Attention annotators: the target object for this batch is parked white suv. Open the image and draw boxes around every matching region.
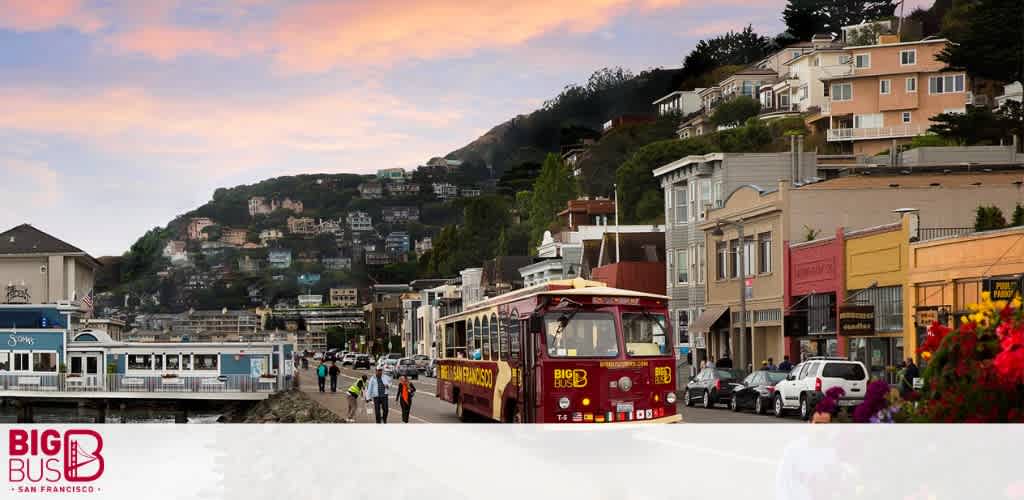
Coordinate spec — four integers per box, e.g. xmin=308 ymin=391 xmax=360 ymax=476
xmin=772 ymin=357 xmax=869 ymax=420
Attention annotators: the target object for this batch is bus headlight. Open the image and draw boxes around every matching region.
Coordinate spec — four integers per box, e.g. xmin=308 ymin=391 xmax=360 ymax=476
xmin=618 ymin=376 xmax=633 ymax=392
xmin=558 ymin=397 xmax=571 ymax=410
xmin=666 ymin=392 xmax=677 ymax=404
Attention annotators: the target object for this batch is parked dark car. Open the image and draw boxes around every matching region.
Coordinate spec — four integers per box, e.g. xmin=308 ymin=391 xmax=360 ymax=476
xmin=729 ymin=370 xmax=789 ymax=414
xmin=354 ymin=355 xmax=372 ymax=370
xmin=684 ymin=368 xmax=741 ymax=409
xmin=394 ymin=358 xmax=420 ymax=379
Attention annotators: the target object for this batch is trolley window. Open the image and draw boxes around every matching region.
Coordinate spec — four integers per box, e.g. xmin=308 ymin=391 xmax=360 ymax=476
xmin=622 ymin=312 xmax=671 ymax=356
xmin=544 ymin=312 xmax=618 ymax=358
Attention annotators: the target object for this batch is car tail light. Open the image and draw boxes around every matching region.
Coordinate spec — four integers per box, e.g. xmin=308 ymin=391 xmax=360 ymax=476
xmin=715 ymin=379 xmax=721 ymax=391
xmin=815 ymin=377 xmax=822 ymax=392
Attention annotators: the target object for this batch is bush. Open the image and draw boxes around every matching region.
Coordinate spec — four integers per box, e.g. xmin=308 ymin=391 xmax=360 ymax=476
xmin=710 ymin=96 xmax=761 ymax=127
xmin=975 ymin=205 xmax=1007 ymax=231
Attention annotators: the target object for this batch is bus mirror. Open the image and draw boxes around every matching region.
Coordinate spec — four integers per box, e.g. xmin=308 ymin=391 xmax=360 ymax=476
xmin=529 ymin=314 xmax=544 ymax=334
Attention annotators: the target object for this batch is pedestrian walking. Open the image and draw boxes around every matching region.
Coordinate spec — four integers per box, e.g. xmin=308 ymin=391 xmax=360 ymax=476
xmin=366 ymin=367 xmax=392 ymax=424
xmin=346 ymin=375 xmax=368 ymax=422
xmin=767 ymin=357 xmax=777 ymax=370
xmin=778 ymin=355 xmax=793 ymax=372
xmin=316 ymin=362 xmax=327 ymax=393
xmin=396 ymin=375 xmax=417 ymax=423
xmin=329 ymin=361 xmax=341 ymax=393
xmin=901 ymin=358 xmax=920 ymax=394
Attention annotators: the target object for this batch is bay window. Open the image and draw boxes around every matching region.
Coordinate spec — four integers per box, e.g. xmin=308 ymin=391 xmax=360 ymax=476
xmin=929 ymin=74 xmax=965 ymax=94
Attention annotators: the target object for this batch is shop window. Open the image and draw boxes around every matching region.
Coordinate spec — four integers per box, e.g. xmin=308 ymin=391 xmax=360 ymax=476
xmin=677 ymin=310 xmax=689 ymax=344
xmin=0 ymin=352 xmax=9 ymax=371
xmin=154 ymin=354 xmax=164 ymax=371
xmin=194 ymin=354 xmax=218 ymax=371
xmin=851 ymin=286 xmax=903 ymax=332
xmin=166 ymin=354 xmax=180 ymax=370
xmin=128 ymin=354 xmax=152 ymax=370
xmin=33 ymin=352 xmax=57 ymax=372
xmin=13 ymin=353 xmax=29 ymax=371
xmin=807 ymin=294 xmax=836 ymax=334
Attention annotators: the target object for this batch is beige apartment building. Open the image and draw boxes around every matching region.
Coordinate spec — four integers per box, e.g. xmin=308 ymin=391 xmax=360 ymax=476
xmin=692 ymin=171 xmax=1024 ymax=370
xmin=824 ymin=38 xmax=969 ymax=155
xmin=0 ymin=224 xmax=99 ymax=305
xmin=330 ymin=288 xmax=359 ymax=307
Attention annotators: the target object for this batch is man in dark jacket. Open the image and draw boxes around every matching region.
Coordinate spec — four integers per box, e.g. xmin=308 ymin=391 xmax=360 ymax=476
xmin=396 ymin=376 xmax=417 ymax=423
xmin=902 ymin=358 xmax=920 ymax=394
xmin=778 ymin=355 xmax=794 ymax=372
xmin=329 ymin=362 xmax=341 ymax=392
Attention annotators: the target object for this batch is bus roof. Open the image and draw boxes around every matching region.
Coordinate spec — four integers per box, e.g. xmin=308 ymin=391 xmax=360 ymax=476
xmin=439 ymin=278 xmax=669 ymax=322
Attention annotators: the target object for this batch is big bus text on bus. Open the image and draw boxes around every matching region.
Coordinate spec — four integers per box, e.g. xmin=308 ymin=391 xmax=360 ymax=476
xmin=434 ymin=279 xmax=681 ymax=423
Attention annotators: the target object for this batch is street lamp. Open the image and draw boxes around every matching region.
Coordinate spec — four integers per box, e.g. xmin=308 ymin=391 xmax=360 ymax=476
xmin=712 ymin=218 xmax=747 ymax=369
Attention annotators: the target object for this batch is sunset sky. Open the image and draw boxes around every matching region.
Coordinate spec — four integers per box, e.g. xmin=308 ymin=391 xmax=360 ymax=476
xmin=0 ymin=0 xmax=931 ymax=256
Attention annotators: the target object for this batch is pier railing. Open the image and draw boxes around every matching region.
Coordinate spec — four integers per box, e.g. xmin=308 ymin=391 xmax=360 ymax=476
xmin=0 ymin=374 xmax=288 ymax=395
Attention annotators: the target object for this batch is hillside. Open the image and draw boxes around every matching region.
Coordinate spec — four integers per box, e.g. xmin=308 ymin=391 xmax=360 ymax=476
xmin=446 ymin=67 xmax=686 ymax=174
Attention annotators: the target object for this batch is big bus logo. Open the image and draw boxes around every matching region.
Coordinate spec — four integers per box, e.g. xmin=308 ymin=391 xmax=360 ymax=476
xmin=654 ymin=367 xmax=673 ymax=385
xmin=554 ymin=369 xmax=588 ymax=388
xmin=8 ymin=429 xmax=105 ymax=484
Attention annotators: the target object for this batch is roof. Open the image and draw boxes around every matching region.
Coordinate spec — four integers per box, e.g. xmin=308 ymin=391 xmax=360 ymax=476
xmin=0 ymin=224 xmax=99 ymax=265
xmin=795 ymin=171 xmax=1024 ymax=190
xmin=652 ymin=91 xmax=686 ymax=105
xmin=842 ymin=37 xmax=951 ymax=50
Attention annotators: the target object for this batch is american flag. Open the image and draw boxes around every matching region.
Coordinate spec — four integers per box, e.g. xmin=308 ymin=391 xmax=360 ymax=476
xmin=81 ymin=289 xmax=94 ymax=311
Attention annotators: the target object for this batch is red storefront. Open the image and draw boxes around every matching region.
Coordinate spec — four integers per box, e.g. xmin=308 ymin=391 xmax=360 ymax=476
xmin=784 ymin=228 xmax=846 ymax=360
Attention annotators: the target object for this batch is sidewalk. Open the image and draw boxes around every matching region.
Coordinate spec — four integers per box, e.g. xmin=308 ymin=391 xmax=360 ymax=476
xmin=298 ymin=367 xmax=423 ymax=424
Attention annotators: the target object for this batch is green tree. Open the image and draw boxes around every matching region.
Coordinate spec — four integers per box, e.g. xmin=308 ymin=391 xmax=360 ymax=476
xmin=782 ymin=0 xmax=829 ymax=41
xmin=1012 ymin=204 xmax=1024 ymax=227
xmin=928 ymin=107 xmax=1012 ymax=145
xmin=975 ymin=205 xmax=1008 ymax=231
xmin=615 ymin=137 xmax=716 ymax=223
xmin=938 ymin=0 xmax=1024 ymax=84
xmin=683 ymin=25 xmax=773 ymax=76
xmin=528 ymin=154 xmax=577 ymax=245
xmin=710 ymin=96 xmax=762 ymax=127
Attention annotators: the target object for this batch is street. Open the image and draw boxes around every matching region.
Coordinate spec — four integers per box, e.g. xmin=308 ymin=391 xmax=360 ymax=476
xmin=301 ymin=363 xmax=796 ymax=424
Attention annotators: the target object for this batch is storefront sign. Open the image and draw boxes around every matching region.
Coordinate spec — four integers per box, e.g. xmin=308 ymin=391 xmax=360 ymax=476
xmin=916 ymin=309 xmax=939 ymax=325
xmin=985 ymin=277 xmax=1022 ymax=302
xmin=838 ymin=305 xmax=875 ymax=336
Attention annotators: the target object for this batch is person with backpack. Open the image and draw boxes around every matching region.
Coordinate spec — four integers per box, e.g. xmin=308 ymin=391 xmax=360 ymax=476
xmin=316 ymin=362 xmax=328 ymax=393
xmin=396 ymin=375 xmax=417 ymax=424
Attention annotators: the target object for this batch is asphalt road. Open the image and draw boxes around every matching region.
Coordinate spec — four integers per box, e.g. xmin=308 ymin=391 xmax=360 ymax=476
xmin=304 ymin=364 xmax=795 ymax=424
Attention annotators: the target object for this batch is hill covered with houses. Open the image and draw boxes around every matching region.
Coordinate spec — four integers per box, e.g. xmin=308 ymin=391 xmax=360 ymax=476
xmin=97 ymin=159 xmax=491 ymax=314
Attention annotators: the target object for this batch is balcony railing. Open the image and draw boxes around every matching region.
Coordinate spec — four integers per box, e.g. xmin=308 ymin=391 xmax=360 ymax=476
xmin=827 ymin=124 xmax=930 ymax=142
xmin=0 ymin=374 xmax=285 ymax=395
xmin=917 ymin=227 xmax=974 ymax=242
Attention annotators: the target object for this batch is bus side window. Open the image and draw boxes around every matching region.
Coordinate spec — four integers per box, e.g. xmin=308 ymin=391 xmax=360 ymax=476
xmin=490 ymin=313 xmax=499 ymax=361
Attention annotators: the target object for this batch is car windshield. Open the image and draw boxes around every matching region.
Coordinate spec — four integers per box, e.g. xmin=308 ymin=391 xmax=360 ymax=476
xmin=621 ymin=312 xmax=671 ymax=357
xmin=764 ymin=371 xmax=788 ymax=384
xmin=545 ymin=312 xmax=618 ymax=358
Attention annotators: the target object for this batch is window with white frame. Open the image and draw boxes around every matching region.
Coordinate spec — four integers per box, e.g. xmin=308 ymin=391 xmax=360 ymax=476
xmin=194 ymin=354 xmax=219 ymax=371
xmin=813 ymin=56 xmax=820 ymax=67
xmin=128 ymin=354 xmax=152 ymax=370
xmin=713 ymin=182 xmax=723 ymax=207
xmin=676 ymin=249 xmax=689 ymax=284
xmin=854 ymin=53 xmax=870 ymax=69
xmin=831 ymin=83 xmax=852 ymax=101
xmin=854 ymin=113 xmax=883 ymax=129
xmin=880 ymin=79 xmax=891 ymax=95
xmin=33 ymin=352 xmax=57 ymax=372
xmin=743 ymin=237 xmax=755 ymax=278
xmin=730 ymin=240 xmax=740 ymax=278
xmin=690 ymin=246 xmax=698 ymax=285
xmin=758 ymin=232 xmax=772 ymax=274
xmin=839 ymin=54 xmax=852 ymax=65
xmin=699 ymin=179 xmax=712 ymax=218
xmin=697 ymin=243 xmax=706 ymax=284
xmin=899 ymin=49 xmax=916 ymax=66
xmin=906 ymin=77 xmax=917 ymax=93
xmin=902 ymin=112 xmax=912 ymax=123
xmin=929 ymin=74 xmax=965 ymax=94
xmin=674 ymin=185 xmax=688 ymax=223
xmin=799 ymin=85 xmax=808 ymax=100
xmin=689 ymin=183 xmax=698 ymax=221
xmin=13 ymin=353 xmax=29 ymax=371
xmin=716 ymin=242 xmax=728 ymax=280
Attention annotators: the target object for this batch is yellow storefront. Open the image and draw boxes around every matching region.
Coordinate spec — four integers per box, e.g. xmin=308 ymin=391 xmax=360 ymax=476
xmin=907 ymin=226 xmax=1024 ymax=356
xmin=843 ymin=216 xmax=913 ymax=382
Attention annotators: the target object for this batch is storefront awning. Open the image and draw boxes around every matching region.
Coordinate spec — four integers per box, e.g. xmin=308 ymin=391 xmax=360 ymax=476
xmin=690 ymin=305 xmax=730 ymax=334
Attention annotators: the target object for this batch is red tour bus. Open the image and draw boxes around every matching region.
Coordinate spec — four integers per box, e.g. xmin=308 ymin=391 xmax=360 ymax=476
xmin=435 ymin=278 xmax=681 ymax=423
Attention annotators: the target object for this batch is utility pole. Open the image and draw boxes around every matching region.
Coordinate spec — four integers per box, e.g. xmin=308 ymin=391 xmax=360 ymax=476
xmin=737 ymin=222 xmax=747 ymax=370
xmin=613 ymin=184 xmax=621 ymax=263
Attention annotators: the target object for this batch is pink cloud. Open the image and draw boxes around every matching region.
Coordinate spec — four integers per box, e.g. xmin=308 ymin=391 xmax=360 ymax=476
xmin=0 ymin=0 xmax=102 ymax=32
xmin=102 ymin=0 xmax=752 ymax=73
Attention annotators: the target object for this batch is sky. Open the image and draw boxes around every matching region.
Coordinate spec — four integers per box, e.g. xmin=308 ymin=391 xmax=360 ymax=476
xmin=0 ymin=0 xmax=932 ymax=257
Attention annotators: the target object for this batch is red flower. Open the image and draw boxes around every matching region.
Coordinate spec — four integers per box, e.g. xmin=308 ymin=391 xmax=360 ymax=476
xmin=918 ymin=321 xmax=952 ymax=355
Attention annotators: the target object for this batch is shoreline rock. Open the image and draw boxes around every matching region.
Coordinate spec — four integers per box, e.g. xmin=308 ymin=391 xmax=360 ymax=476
xmin=219 ymin=390 xmax=345 ymax=423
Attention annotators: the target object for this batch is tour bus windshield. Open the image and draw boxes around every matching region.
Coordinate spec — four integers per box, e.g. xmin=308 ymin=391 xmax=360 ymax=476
xmin=545 ymin=312 xmax=618 ymax=358
xmin=622 ymin=312 xmax=671 ymax=357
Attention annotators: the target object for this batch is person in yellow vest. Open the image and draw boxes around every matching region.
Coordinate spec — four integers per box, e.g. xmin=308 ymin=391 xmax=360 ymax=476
xmin=345 ymin=375 xmax=368 ymax=423
xmin=396 ymin=375 xmax=417 ymax=423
